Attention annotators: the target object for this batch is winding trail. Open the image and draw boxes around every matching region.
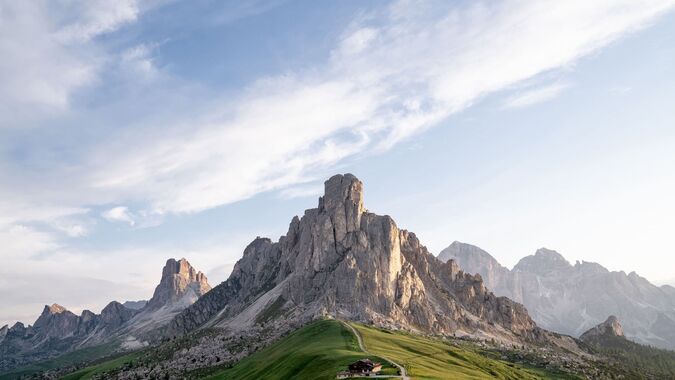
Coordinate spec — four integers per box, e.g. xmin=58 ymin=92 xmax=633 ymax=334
xmin=340 ymin=320 xmax=411 ymax=380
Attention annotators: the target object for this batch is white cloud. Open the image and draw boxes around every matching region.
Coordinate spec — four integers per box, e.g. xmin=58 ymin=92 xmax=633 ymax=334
xmin=102 ymin=206 xmax=136 ymax=226
xmin=0 ymin=225 xmax=60 ymax=256
xmin=120 ymin=43 xmax=160 ymax=80
xmin=0 ymin=0 xmax=140 ymax=122
xmin=278 ymin=183 xmax=324 ymax=200
xmin=502 ymin=82 xmax=571 ymax=109
xmin=88 ymin=0 xmax=675 ymax=215
xmin=54 ymin=0 xmax=139 ymax=44
xmin=339 ymin=27 xmax=379 ymax=56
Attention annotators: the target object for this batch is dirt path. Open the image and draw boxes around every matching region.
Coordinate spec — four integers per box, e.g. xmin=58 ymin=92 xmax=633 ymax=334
xmin=340 ymin=320 xmax=410 ymax=380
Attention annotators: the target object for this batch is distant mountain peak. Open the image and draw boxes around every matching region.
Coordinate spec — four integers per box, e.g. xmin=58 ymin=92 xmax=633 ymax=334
xmin=580 ymin=315 xmax=625 ymax=342
xmin=454 ymin=244 xmax=675 ymax=350
xmin=35 ymin=303 xmax=75 ymax=324
xmin=44 ymin=303 xmax=67 ymax=315
xmin=146 ymin=257 xmax=211 ymax=310
xmin=513 ymin=248 xmax=571 ymax=274
xmin=534 ymin=247 xmax=567 ymax=261
xmin=438 ymin=241 xmax=500 ymax=265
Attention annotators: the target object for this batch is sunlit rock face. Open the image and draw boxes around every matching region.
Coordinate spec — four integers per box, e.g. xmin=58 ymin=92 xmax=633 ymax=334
xmin=439 ymin=241 xmax=675 ymax=350
xmin=146 ymin=258 xmax=211 ymax=311
xmin=168 ymin=174 xmax=556 ymax=348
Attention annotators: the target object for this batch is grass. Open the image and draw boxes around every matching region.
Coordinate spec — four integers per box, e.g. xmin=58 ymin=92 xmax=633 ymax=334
xmin=351 ymin=323 xmax=582 ymax=380
xmin=19 ymin=319 xmax=585 ymax=379
xmin=200 ymin=319 xmax=394 ymax=379
xmin=59 ymin=352 xmax=142 ymax=380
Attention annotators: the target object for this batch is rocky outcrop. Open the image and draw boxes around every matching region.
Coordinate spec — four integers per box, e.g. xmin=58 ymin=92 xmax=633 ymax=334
xmin=32 ymin=304 xmax=80 ymax=339
xmin=439 ymin=242 xmax=675 ymax=350
xmin=146 ymin=259 xmax=211 ymax=310
xmin=580 ymin=316 xmax=624 ymax=342
xmin=167 ymin=174 xmax=563 ymax=348
xmin=100 ymin=302 xmax=138 ymax=330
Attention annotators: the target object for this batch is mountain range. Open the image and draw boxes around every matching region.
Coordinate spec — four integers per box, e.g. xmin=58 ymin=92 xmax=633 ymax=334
xmin=0 ymin=258 xmax=210 ymax=372
xmin=438 ymin=241 xmax=675 ymax=349
xmin=164 ymin=174 xmax=576 ymax=347
xmin=1 ymin=173 xmax=673 ymax=379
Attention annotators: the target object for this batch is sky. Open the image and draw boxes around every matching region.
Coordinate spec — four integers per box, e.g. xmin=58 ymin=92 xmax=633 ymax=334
xmin=1 ymin=0 xmax=675 ymax=327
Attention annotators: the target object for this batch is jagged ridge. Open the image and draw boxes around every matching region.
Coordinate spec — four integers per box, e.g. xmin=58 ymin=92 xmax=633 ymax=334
xmin=167 ymin=174 xmax=560 ymax=347
xmin=439 ymin=241 xmax=675 ymax=349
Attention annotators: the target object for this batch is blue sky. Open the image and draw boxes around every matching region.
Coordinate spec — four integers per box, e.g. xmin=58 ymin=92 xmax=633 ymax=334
xmin=1 ymin=0 xmax=675 ymax=326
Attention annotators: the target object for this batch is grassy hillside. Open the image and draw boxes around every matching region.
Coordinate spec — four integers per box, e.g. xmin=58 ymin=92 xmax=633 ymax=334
xmin=202 ymin=320 xmax=579 ymax=380
xmin=352 ymin=323 xmax=580 ymax=380
xmin=197 ymin=319 xmax=395 ymax=379
xmin=49 ymin=319 xmax=585 ymax=379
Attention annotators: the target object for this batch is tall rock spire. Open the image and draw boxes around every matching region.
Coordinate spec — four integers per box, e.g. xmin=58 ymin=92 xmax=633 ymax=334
xmin=318 ymin=173 xmax=365 ymax=241
xmin=146 ymin=258 xmax=211 ymax=310
xmin=169 ymin=173 xmax=551 ymax=348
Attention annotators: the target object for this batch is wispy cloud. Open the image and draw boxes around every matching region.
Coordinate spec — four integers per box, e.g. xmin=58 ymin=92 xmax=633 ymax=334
xmin=502 ymin=82 xmax=571 ymax=109
xmin=87 ymin=0 xmax=675 ymax=214
xmin=102 ymin=206 xmax=136 ymax=226
xmin=278 ymin=183 xmax=324 ymax=200
xmin=0 ymin=0 xmax=672 ymax=234
xmin=0 ymin=0 xmax=142 ymax=121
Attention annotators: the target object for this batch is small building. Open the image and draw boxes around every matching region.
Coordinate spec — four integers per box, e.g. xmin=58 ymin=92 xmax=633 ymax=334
xmin=337 ymin=359 xmax=382 ymax=378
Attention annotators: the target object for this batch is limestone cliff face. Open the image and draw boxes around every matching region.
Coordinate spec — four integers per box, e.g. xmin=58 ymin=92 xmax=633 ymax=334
xmin=146 ymin=258 xmax=211 ymax=310
xmin=168 ymin=174 xmax=545 ymax=344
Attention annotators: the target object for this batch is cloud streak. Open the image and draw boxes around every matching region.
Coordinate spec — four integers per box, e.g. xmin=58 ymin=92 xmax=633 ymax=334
xmin=502 ymin=82 xmax=571 ymax=109
xmin=87 ymin=0 xmax=675 ymax=215
xmin=0 ymin=0 xmax=141 ymax=119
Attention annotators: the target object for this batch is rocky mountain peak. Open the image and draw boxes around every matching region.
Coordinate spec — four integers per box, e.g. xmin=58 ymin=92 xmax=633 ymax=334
xmin=33 ymin=304 xmax=79 ymax=339
xmin=100 ymin=301 xmax=138 ymax=329
xmin=168 ymin=174 xmax=551 ymax=346
xmin=35 ymin=304 xmax=75 ymax=324
xmin=438 ymin=241 xmax=501 ymax=267
xmin=580 ymin=315 xmax=625 ymax=342
xmin=317 ymin=173 xmax=365 ymax=238
xmin=146 ymin=258 xmax=211 ymax=310
xmin=513 ymin=248 xmax=571 ymax=274
xmin=9 ymin=322 xmax=25 ymax=332
xmin=44 ymin=304 xmax=67 ymax=315
xmin=319 ymin=173 xmax=364 ymax=211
